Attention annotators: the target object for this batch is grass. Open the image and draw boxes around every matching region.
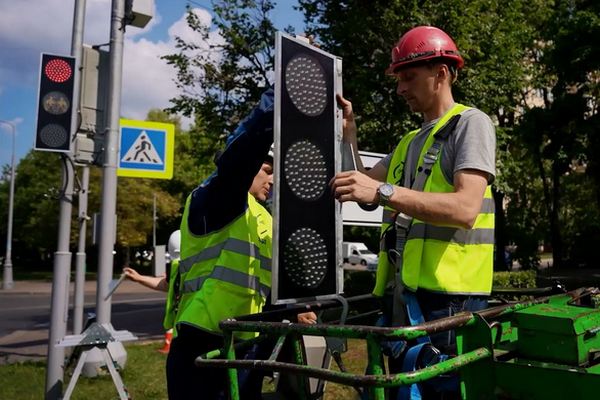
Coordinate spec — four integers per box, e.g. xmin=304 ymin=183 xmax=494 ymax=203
xmin=0 ymin=339 xmax=368 ymax=400
xmin=0 ymin=342 xmax=167 ymax=400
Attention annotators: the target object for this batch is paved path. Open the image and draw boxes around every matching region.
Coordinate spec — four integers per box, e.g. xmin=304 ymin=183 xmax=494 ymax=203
xmin=0 ymin=279 xmax=166 ymax=365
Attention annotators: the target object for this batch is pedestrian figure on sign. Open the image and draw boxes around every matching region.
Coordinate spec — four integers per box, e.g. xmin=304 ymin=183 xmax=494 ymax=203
xmin=133 ymin=135 xmax=158 ymax=163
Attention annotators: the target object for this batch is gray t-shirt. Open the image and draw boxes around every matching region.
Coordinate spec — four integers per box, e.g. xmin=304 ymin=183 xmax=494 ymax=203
xmin=379 ymin=108 xmax=496 ymax=187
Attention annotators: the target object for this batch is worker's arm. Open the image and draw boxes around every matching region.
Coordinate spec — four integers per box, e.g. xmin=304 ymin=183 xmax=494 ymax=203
xmin=123 ymin=267 xmax=168 ymax=292
xmin=337 ymin=94 xmax=388 ymax=181
xmin=331 ymin=169 xmax=489 ymax=229
xmin=188 ymin=89 xmax=274 ymax=235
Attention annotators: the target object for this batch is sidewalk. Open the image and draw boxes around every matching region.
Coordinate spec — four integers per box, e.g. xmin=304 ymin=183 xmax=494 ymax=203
xmin=3 ymin=278 xmax=158 ymax=295
xmin=0 ymin=279 xmax=163 ymax=365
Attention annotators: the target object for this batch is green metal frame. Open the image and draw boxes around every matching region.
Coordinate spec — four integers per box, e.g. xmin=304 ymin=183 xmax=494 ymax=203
xmin=193 ymin=288 xmax=600 ymax=399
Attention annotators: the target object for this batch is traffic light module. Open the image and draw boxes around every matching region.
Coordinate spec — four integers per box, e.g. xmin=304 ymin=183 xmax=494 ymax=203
xmin=35 ymin=53 xmax=76 ymax=153
xmin=272 ymin=33 xmax=343 ymax=304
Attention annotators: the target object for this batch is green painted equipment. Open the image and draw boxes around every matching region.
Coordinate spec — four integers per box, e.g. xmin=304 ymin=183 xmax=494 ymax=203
xmin=194 ymin=287 xmax=600 ymax=399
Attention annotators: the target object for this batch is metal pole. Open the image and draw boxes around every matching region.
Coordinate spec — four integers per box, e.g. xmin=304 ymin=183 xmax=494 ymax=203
xmin=0 ymin=120 xmax=15 ymax=290
xmin=73 ymin=166 xmax=89 ymax=334
xmin=152 ymin=193 xmax=156 ymax=247
xmin=95 ymin=0 xmax=125 ymax=324
xmin=45 ymin=1 xmax=85 ymax=398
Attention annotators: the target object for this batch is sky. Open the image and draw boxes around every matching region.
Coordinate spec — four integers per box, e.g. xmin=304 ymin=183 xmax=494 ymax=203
xmin=0 ymin=0 xmax=305 ymax=171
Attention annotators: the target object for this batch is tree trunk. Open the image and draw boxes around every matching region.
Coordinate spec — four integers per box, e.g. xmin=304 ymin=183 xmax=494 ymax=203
xmin=550 ymin=164 xmax=563 ymax=268
xmin=493 ymin=188 xmax=509 ymax=270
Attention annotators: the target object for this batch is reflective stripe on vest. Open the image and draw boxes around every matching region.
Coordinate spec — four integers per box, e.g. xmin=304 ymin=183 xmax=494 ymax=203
xmin=382 ymin=198 xmax=495 ymax=224
xmin=373 ymin=103 xmax=495 ymax=296
xmin=181 ymin=265 xmax=270 ymax=298
xmin=407 ymin=225 xmax=494 ymax=244
xmin=179 ymin=237 xmax=272 ymax=274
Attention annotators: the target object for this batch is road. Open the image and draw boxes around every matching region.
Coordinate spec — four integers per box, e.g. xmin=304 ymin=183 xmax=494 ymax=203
xmin=0 ymin=280 xmax=166 ymax=364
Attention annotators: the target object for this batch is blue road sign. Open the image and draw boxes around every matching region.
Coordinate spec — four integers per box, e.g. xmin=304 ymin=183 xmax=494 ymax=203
xmin=117 ymin=119 xmax=174 ymax=179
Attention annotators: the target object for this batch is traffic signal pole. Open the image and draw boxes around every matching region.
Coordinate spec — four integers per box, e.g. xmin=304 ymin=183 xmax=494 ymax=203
xmin=73 ymin=165 xmax=89 ymax=335
xmin=44 ymin=1 xmax=86 ymax=398
xmin=95 ymin=0 xmax=125 ymax=325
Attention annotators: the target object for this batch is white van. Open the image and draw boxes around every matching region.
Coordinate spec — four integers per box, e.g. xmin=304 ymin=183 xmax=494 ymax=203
xmin=342 ymin=242 xmax=378 ymax=270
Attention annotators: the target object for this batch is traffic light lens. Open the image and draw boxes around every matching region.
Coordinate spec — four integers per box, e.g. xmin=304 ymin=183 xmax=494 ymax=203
xmin=283 ymin=227 xmax=328 ymax=289
xmin=285 ymin=54 xmax=327 ymax=117
xmin=42 ymin=91 xmax=70 ymax=115
xmin=284 ymin=140 xmax=328 ymax=201
xmin=45 ymin=58 xmax=73 ymax=83
xmin=39 ymin=124 xmax=69 ymax=148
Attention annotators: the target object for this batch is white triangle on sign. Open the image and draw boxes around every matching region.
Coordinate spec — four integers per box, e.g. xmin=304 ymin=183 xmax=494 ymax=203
xmin=121 ymin=130 xmax=164 ymax=165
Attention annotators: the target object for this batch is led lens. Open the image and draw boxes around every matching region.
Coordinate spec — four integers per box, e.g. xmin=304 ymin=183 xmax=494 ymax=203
xmin=42 ymin=91 xmax=70 ymax=115
xmin=283 ymin=227 xmax=328 ymax=289
xmin=45 ymin=58 xmax=72 ymax=83
xmin=285 ymin=54 xmax=327 ymax=117
xmin=39 ymin=124 xmax=68 ymax=148
xmin=284 ymin=140 xmax=328 ymax=201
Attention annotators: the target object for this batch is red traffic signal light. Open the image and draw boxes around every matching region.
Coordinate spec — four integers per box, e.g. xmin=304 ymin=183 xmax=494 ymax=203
xmin=44 ymin=58 xmax=73 ymax=83
xmin=34 ymin=53 xmax=76 ymax=153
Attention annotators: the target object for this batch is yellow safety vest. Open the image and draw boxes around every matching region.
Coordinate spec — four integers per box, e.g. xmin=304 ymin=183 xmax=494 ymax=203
xmin=175 ymin=193 xmax=272 ymax=340
xmin=163 ymin=258 xmax=179 ymax=331
xmin=373 ymin=104 xmax=495 ymax=296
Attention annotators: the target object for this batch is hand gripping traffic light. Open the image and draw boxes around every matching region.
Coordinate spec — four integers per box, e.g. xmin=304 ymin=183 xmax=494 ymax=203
xmin=34 ymin=53 xmax=76 ymax=153
xmin=272 ymin=33 xmax=343 ymax=304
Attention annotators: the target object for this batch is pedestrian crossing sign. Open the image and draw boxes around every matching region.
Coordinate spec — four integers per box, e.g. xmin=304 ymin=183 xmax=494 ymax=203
xmin=117 ymin=119 xmax=175 ymax=179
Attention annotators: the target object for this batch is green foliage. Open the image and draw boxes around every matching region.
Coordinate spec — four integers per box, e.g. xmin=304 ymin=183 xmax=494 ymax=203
xmin=343 ymin=270 xmax=375 ymax=297
xmin=343 ymin=226 xmax=380 ymax=254
xmin=0 ymin=151 xmax=62 ymax=267
xmin=162 ymin=0 xmax=277 ymax=139
xmin=512 ymin=0 xmax=600 ymax=266
xmin=493 ymin=270 xmax=537 ymax=289
xmin=343 ymin=270 xmax=538 ymax=296
xmin=297 ymin=0 xmax=549 ymax=150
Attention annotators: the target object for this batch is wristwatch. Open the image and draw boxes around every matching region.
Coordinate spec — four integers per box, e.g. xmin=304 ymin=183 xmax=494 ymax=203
xmin=377 ymin=183 xmax=394 ymax=206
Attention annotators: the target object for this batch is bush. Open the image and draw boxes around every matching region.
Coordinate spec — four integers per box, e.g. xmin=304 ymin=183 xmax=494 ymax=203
xmin=493 ymin=270 xmax=537 ymax=289
xmin=344 ymin=270 xmax=538 ymax=293
xmin=343 ymin=270 xmax=376 ymax=297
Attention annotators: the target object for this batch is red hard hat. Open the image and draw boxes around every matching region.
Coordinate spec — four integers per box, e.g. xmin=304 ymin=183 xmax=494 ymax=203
xmin=386 ymin=26 xmax=464 ymax=75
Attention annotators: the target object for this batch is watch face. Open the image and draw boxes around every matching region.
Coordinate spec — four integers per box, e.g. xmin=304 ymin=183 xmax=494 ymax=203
xmin=380 ymin=183 xmax=394 ymax=197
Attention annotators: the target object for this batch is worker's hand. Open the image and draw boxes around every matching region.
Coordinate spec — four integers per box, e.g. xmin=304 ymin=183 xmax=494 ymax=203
xmin=297 ymin=311 xmax=318 ymax=324
xmin=123 ymin=267 xmax=142 ymax=283
xmin=330 ymin=170 xmax=381 ymax=204
xmin=307 ymin=34 xmax=320 ymax=48
xmin=336 ymin=94 xmax=358 ymax=142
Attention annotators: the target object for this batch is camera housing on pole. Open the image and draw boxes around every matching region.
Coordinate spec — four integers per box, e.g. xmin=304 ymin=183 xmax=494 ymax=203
xmin=74 ymin=45 xmax=110 ymax=165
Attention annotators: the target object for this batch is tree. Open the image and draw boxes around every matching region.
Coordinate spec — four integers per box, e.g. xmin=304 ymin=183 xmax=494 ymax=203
xmin=514 ymin=0 xmax=600 ymax=267
xmin=0 ymin=151 xmax=62 ymax=268
xmin=163 ymin=0 xmax=278 ymax=141
xmin=297 ymin=0 xmax=549 ymax=148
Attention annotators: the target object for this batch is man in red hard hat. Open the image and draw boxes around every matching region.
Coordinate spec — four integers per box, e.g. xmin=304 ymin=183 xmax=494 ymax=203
xmin=332 ymin=26 xmax=496 ymax=398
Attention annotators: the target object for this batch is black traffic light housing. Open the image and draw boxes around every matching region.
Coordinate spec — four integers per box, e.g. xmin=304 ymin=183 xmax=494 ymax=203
xmin=34 ymin=53 xmax=76 ymax=153
xmin=272 ymin=33 xmax=343 ymax=304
